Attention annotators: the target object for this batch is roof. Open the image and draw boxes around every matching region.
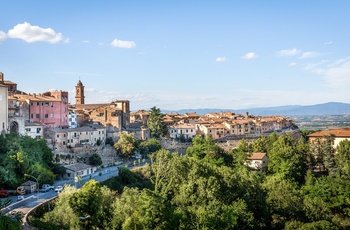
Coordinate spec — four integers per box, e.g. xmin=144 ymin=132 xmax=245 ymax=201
xmin=21 ymin=180 xmax=37 ymax=186
xmin=64 ymin=163 xmax=93 ymax=172
xmin=308 ymin=128 xmax=350 ymax=138
xmin=247 ymin=152 xmax=267 ymax=160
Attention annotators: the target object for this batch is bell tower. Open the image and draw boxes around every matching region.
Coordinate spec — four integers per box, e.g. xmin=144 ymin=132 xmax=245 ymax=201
xmin=75 ymin=80 xmax=85 ymax=104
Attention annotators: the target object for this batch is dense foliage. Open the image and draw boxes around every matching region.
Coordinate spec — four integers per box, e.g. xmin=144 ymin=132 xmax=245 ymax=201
xmin=0 ymin=133 xmax=58 ymax=188
xmin=114 ymin=132 xmax=138 ymax=159
xmin=147 ymin=106 xmax=167 ymax=138
xmin=31 ymin=132 xmax=350 ymax=229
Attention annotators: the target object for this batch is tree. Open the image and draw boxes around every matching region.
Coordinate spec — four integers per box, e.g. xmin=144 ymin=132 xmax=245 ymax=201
xmin=263 ymin=175 xmax=304 ymax=229
xmin=88 ymin=153 xmax=102 ymax=167
xmin=322 ymin=135 xmax=336 ymax=177
xmin=336 ymin=139 xmax=350 ymax=179
xmin=147 ymin=106 xmax=167 ymax=138
xmin=114 ymin=132 xmax=137 ymax=159
xmin=42 ymin=185 xmax=80 ymax=229
xmin=139 ymin=138 xmax=162 ymax=158
xmin=69 ymin=180 xmax=102 ymax=229
xmin=186 ymin=135 xmax=228 ymax=166
xmin=268 ymin=134 xmax=307 ymax=183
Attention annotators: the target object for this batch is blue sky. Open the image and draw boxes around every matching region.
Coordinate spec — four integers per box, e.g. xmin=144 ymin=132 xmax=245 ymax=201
xmin=1 ymin=1 xmax=350 ymax=111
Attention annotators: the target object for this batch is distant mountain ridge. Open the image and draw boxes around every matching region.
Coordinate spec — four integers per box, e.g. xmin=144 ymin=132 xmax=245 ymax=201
xmin=162 ymin=102 xmax=350 ymax=116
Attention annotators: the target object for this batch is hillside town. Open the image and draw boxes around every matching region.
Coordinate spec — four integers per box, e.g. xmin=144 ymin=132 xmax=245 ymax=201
xmin=0 ymin=72 xmax=297 ymax=158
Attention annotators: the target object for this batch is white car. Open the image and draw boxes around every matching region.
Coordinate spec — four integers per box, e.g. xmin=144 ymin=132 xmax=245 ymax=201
xmin=54 ymin=186 xmax=63 ymax=192
xmin=17 ymin=195 xmax=24 ymax=201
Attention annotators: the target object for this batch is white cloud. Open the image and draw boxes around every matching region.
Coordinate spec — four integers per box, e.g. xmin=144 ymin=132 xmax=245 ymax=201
xmin=82 ymin=40 xmax=89 ymax=43
xmin=277 ymin=48 xmax=301 ymax=57
xmin=98 ymin=42 xmax=104 ymax=46
xmin=324 ymin=41 xmax=333 ymax=45
xmin=216 ymin=57 xmax=227 ymax=62
xmin=288 ymin=62 xmax=297 ymax=67
xmin=242 ymin=52 xmax=257 ymax=60
xmin=111 ymin=39 xmax=136 ymax=48
xmin=0 ymin=31 xmax=7 ymax=43
xmin=7 ymin=22 xmax=65 ymax=43
xmin=305 ymin=57 xmax=350 ymax=91
xmin=325 ymin=59 xmax=350 ymax=89
xmin=300 ymin=51 xmax=320 ymax=59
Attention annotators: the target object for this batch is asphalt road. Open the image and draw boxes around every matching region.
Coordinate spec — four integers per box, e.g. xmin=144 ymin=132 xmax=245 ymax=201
xmin=1 ymin=165 xmax=120 ymax=216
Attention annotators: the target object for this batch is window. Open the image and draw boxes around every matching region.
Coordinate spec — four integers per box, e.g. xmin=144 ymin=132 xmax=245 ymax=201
xmin=37 ymin=102 xmax=40 ymax=106
xmin=45 ymin=102 xmax=49 ymax=106
xmin=45 ymin=114 xmax=48 ymax=118
xmin=25 ymin=128 xmax=31 ymax=132
xmin=50 ymin=102 xmax=53 ymax=107
xmin=36 ymin=128 xmax=41 ymax=134
xmin=51 ymin=113 xmax=54 ymax=118
xmin=36 ymin=114 xmax=40 ymax=118
xmin=31 ymin=114 xmax=33 ymax=118
xmin=57 ymin=134 xmax=60 ymax=138
xmin=64 ymin=134 xmax=66 ymax=137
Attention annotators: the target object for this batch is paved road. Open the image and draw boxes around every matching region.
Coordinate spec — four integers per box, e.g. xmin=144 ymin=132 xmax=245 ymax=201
xmin=1 ymin=165 xmax=120 ymax=216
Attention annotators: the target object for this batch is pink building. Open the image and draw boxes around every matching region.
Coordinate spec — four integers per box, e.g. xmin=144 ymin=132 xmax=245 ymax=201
xmin=15 ymin=90 xmax=69 ymax=128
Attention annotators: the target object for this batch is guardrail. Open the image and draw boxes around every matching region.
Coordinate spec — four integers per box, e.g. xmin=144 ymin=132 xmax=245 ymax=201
xmin=0 ymin=195 xmax=34 ymax=215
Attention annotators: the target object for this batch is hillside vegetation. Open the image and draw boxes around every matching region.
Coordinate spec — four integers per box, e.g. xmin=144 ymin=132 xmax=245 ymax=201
xmin=29 ymin=133 xmax=350 ymax=229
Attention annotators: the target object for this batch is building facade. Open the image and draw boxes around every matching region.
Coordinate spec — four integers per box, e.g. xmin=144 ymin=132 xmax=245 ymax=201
xmin=0 ymin=78 xmax=8 ymax=134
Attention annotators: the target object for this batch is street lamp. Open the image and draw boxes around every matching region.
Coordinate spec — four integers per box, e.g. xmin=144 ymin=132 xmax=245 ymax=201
xmin=24 ymin=174 xmax=39 ymax=203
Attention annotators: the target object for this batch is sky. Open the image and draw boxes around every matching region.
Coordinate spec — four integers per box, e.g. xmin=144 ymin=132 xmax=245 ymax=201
xmin=1 ymin=1 xmax=350 ymax=111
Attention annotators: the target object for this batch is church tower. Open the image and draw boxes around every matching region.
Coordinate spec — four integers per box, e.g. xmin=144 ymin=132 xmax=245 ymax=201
xmin=75 ymin=80 xmax=85 ymax=104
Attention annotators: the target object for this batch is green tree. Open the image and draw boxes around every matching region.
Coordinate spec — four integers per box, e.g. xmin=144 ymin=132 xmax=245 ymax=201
xmin=322 ymin=135 xmax=336 ymax=177
xmin=263 ymin=175 xmax=304 ymax=229
xmin=41 ymin=185 xmax=80 ymax=229
xmin=88 ymin=153 xmax=102 ymax=167
xmin=186 ymin=135 xmax=228 ymax=166
xmin=336 ymin=139 xmax=350 ymax=179
xmin=268 ymin=134 xmax=307 ymax=183
xmin=114 ymin=132 xmax=138 ymax=159
xmin=29 ymin=162 xmax=56 ymax=185
xmin=147 ymin=106 xmax=167 ymax=138
xmin=69 ymin=180 xmax=102 ymax=229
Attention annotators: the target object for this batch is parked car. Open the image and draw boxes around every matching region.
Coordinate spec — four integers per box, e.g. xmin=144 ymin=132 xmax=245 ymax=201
xmin=39 ymin=187 xmax=50 ymax=193
xmin=42 ymin=184 xmax=55 ymax=190
xmin=0 ymin=189 xmax=9 ymax=198
xmin=55 ymin=186 xmax=63 ymax=192
xmin=17 ymin=195 xmax=24 ymax=201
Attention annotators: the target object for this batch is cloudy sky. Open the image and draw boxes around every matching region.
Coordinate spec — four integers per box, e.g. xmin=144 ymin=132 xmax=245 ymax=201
xmin=1 ymin=1 xmax=350 ymax=111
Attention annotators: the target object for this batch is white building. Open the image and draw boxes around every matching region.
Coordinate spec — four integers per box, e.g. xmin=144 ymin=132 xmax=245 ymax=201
xmin=63 ymin=163 xmax=96 ymax=179
xmin=246 ymin=152 xmax=268 ymax=170
xmin=68 ymin=110 xmax=78 ymax=128
xmin=0 ymin=79 xmax=8 ymax=135
xmin=24 ymin=121 xmax=44 ymax=139
xmin=169 ymin=123 xmax=196 ymax=140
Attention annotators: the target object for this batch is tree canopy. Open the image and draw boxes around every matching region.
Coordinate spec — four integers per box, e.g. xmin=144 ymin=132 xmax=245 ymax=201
xmin=147 ymin=106 xmax=167 ymax=138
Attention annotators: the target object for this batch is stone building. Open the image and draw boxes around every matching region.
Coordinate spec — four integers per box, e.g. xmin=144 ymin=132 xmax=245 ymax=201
xmin=0 ymin=74 xmax=8 ymax=134
xmin=71 ymin=80 xmax=130 ymax=131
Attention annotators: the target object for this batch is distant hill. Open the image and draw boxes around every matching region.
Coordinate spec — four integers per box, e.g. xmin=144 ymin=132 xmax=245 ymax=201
xmin=162 ymin=102 xmax=350 ymax=116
